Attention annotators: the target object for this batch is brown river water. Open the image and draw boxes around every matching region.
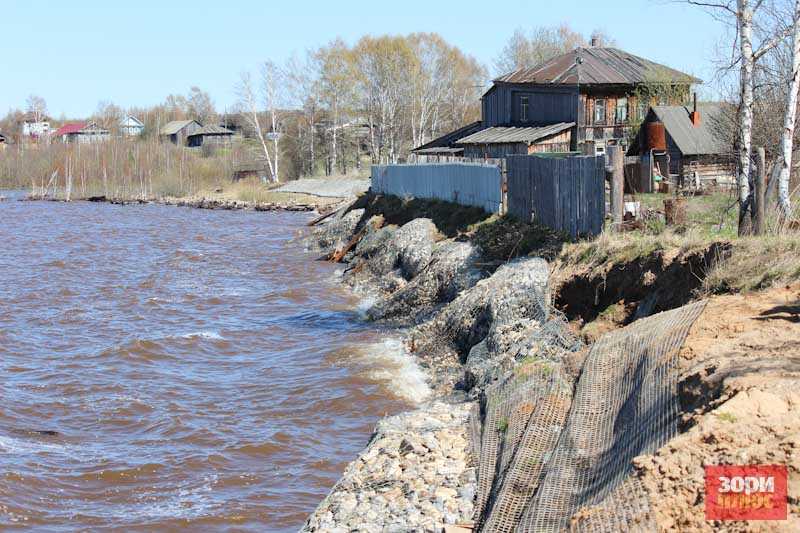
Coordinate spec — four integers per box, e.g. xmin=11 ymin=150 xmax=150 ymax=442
xmin=0 ymin=194 xmax=426 ymax=531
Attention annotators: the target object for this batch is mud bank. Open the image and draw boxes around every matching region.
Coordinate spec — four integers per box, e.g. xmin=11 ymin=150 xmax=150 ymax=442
xmin=301 ymin=195 xmax=799 ymax=532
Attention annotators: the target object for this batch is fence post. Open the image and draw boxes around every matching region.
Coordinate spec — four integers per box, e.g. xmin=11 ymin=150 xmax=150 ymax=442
xmin=754 ymin=147 xmax=766 ymax=235
xmin=606 ymin=146 xmax=624 ymax=229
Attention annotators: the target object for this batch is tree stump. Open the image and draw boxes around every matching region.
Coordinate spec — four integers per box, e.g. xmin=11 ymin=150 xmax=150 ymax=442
xmin=664 ymin=198 xmax=687 ymax=226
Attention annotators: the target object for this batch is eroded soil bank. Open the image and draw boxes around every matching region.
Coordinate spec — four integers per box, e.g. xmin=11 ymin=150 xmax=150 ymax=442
xmin=300 ymin=194 xmax=799 ymax=532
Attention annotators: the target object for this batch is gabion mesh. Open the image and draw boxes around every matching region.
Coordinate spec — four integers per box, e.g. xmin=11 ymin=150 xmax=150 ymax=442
xmin=569 ymin=476 xmax=655 ymax=532
xmin=516 ymin=301 xmax=706 ymax=532
xmin=470 ymin=301 xmax=706 ymax=533
xmin=469 ymin=401 xmax=483 ymax=465
xmin=480 ymin=363 xmax=574 ymax=533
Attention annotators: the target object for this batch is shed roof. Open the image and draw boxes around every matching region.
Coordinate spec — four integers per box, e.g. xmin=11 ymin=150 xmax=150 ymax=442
xmin=411 ymin=121 xmax=483 ymax=152
xmin=650 ymin=103 xmax=731 ymax=155
xmin=188 ymin=125 xmax=235 ymax=136
xmin=494 ymin=47 xmax=700 ymax=86
xmin=160 ymin=120 xmax=200 ymax=135
xmin=412 ymin=147 xmax=465 ymax=155
xmin=455 ymin=122 xmax=574 ymax=145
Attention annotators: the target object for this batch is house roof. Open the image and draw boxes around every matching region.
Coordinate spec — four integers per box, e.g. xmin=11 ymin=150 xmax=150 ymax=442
xmin=53 ymin=122 xmax=109 ymax=136
xmin=650 ymin=103 xmax=732 ymax=156
xmin=54 ymin=122 xmax=88 ymax=136
xmin=494 ymin=47 xmax=700 ymax=86
xmin=455 ymin=122 xmax=575 ymax=145
xmin=121 ymin=115 xmax=144 ymax=127
xmin=160 ymin=120 xmax=200 ymax=135
xmin=188 ymin=125 xmax=234 ymax=136
xmin=411 ymin=121 xmax=484 ymax=152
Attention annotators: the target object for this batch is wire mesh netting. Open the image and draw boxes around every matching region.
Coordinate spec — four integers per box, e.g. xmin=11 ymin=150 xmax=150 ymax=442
xmin=470 ymin=300 xmax=707 ymax=532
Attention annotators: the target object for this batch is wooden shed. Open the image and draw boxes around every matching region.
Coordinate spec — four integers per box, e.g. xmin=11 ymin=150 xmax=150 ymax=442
xmin=187 ymin=125 xmax=235 ymax=148
xmin=629 ymin=101 xmax=734 ymax=189
xmin=454 ymin=122 xmax=574 ymax=159
xmin=159 ymin=120 xmax=202 ymax=146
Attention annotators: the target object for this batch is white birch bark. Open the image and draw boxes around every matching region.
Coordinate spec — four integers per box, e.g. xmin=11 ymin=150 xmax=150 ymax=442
xmin=237 ymin=72 xmax=276 ymax=184
xmin=773 ymin=0 xmax=800 ymax=218
xmin=737 ymin=0 xmax=756 ymax=233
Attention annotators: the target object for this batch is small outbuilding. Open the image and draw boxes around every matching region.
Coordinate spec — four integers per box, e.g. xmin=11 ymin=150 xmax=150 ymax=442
xmin=454 ymin=122 xmax=575 ymax=159
xmin=629 ymin=100 xmax=734 ymax=189
xmin=53 ymin=122 xmax=110 ymax=144
xmin=159 ymin=120 xmax=202 ymax=146
xmin=187 ymin=125 xmax=235 ymax=148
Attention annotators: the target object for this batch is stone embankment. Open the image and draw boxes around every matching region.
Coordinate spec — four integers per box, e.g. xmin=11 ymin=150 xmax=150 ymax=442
xmin=301 ymin=204 xmax=571 ymax=531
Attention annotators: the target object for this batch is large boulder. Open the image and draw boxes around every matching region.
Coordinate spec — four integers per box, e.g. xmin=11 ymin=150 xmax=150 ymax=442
xmin=306 ymin=208 xmax=364 ymax=254
xmin=367 ymin=240 xmax=485 ymax=323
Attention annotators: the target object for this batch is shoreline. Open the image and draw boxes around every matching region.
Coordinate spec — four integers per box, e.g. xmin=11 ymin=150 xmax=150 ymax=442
xmin=299 ymin=194 xmax=800 ymax=532
xmin=19 ymin=193 xmax=329 ymax=213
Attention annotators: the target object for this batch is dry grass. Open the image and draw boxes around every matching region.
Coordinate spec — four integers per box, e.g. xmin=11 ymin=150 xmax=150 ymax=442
xmin=558 ymin=228 xmax=710 ymax=270
xmin=196 ymin=178 xmax=341 ymax=207
xmin=0 ymin=139 xmax=238 ymax=200
xmin=703 ymin=234 xmax=800 ymax=293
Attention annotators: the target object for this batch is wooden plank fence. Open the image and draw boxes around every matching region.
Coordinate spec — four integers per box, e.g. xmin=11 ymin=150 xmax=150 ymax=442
xmin=371 ymin=162 xmax=503 ymax=213
xmin=506 ymin=155 xmax=605 ymax=238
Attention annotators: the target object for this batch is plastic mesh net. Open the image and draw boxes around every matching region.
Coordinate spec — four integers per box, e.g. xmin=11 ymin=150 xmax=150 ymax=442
xmin=470 ymin=301 xmax=706 ymax=532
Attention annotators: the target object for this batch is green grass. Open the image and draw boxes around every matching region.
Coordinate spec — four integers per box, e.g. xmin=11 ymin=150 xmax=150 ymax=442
xmin=715 ymin=412 xmax=737 ymax=423
xmin=497 ymin=418 xmax=509 ymax=433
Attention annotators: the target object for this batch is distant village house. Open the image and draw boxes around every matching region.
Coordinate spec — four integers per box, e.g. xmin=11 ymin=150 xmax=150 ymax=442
xmin=53 ymin=121 xmax=110 ymax=143
xmin=21 ymin=119 xmax=51 ymax=139
xmin=159 ymin=120 xmax=201 ymax=145
xmin=187 ymin=125 xmax=235 ymax=147
xmin=120 ymin=115 xmax=144 ymax=136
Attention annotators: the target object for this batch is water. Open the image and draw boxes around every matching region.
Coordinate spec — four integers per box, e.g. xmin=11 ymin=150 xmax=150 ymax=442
xmin=0 ymin=196 xmax=417 ymax=531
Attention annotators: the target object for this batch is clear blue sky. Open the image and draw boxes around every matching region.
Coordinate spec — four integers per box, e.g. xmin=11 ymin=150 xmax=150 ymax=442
xmin=2 ymin=0 xmax=726 ymax=119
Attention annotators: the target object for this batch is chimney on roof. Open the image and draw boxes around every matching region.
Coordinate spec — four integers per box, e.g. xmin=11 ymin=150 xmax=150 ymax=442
xmin=689 ymin=93 xmax=701 ymax=126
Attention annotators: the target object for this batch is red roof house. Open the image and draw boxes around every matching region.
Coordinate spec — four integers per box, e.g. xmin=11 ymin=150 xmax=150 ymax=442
xmin=53 ymin=121 xmax=110 ymax=143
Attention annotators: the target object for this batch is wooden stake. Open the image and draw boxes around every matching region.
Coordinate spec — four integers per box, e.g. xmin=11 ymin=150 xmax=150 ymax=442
xmin=754 ymin=146 xmax=766 ymax=235
xmin=607 ymin=145 xmax=624 ymax=229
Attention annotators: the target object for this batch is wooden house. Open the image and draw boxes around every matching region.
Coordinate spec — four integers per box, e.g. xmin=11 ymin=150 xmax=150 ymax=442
xmin=187 ymin=125 xmax=235 ymax=147
xmin=414 ymin=44 xmax=698 ymax=157
xmin=120 ymin=115 xmax=144 ymax=136
xmin=53 ymin=122 xmax=110 ymax=144
xmin=159 ymin=120 xmax=201 ymax=145
xmin=629 ymin=99 xmax=735 ymax=189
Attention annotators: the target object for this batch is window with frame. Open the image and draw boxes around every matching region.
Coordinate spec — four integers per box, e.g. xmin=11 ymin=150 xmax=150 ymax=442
xmin=594 ymin=99 xmax=606 ymax=124
xmin=615 ymin=98 xmax=628 ymax=124
xmin=520 ymin=95 xmax=529 ymax=122
xmin=637 ymin=101 xmax=648 ymax=121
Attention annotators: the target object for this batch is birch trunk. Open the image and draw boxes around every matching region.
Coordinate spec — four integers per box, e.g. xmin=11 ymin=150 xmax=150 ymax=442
xmin=774 ymin=0 xmax=800 ymax=219
xmin=737 ymin=0 xmax=756 ymax=235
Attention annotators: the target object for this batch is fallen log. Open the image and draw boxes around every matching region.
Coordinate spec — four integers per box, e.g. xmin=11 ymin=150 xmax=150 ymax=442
xmin=327 ymin=216 xmax=383 ymax=263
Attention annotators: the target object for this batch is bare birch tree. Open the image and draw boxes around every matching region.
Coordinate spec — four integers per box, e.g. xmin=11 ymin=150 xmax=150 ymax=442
xmin=686 ymin=0 xmax=792 ymax=234
xmin=26 ymin=95 xmax=48 ymax=123
xmin=772 ymin=0 xmax=800 ymax=218
xmin=236 ymin=71 xmax=279 ymax=183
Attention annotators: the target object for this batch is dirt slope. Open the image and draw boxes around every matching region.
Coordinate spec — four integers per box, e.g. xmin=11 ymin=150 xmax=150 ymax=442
xmin=635 ymin=285 xmax=800 ymax=531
